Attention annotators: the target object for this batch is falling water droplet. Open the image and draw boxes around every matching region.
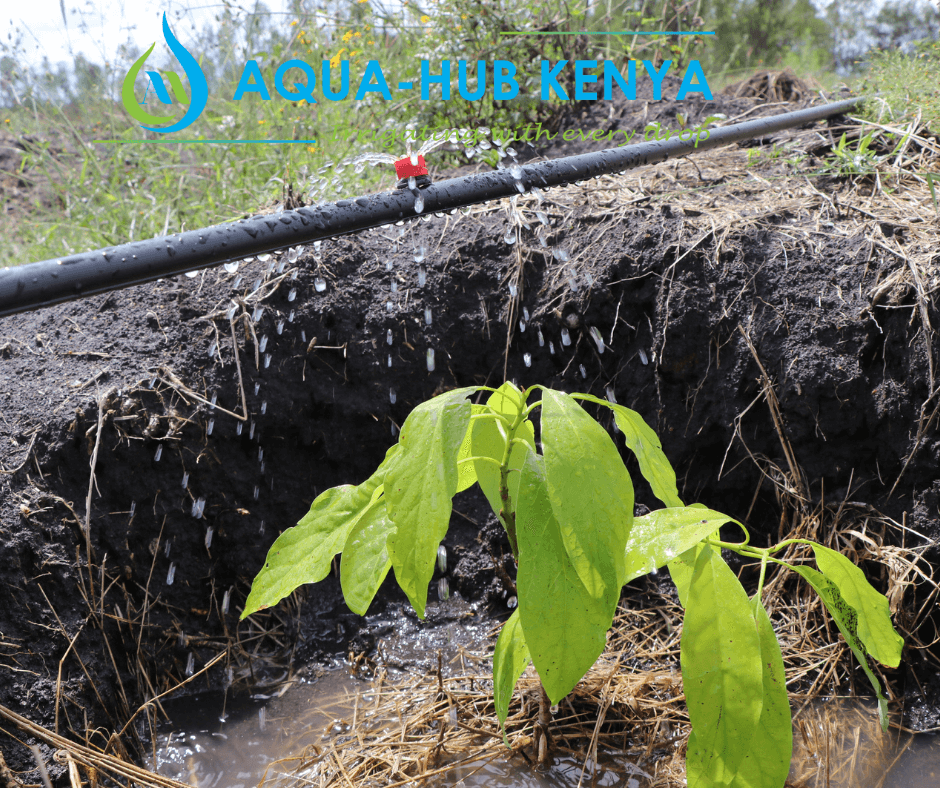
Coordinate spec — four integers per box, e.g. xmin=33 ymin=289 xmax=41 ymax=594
xmin=259 ymin=335 xmax=268 ymax=353
xmin=287 ymin=246 xmax=300 ymax=263
xmin=387 ymin=354 xmax=393 ymax=368
xmin=549 ymin=341 xmax=555 ymax=355
xmin=182 ymin=472 xmax=189 ymax=488
xmin=252 ymin=306 xmax=263 ymax=322
xmin=414 ymin=245 xmax=426 ymax=263
xmin=276 ymin=320 xmax=285 ymax=335
xmin=503 ymin=230 xmax=516 ymax=245
xmin=390 ymin=281 xmax=398 ymax=293
xmin=386 ymin=301 xmax=394 ymax=312
xmin=261 ymin=401 xmax=267 ymax=415
xmin=314 ymin=277 xmax=327 ymax=292
xmin=232 ymin=275 xmax=243 ymax=289
xmin=426 ymin=348 xmax=435 ymax=372
xmin=510 ymin=163 xmax=523 ymax=179
xmin=389 ymin=387 xmax=397 ymax=404
xmin=252 ymin=278 xmax=262 ymax=293
xmin=208 ymin=342 xmax=218 ymax=359
xmin=164 ymin=540 xmax=171 ymax=557
xmin=288 ymin=309 xmax=295 ymax=322
xmin=590 ymin=326 xmax=605 ymax=354
xmin=222 ymin=588 xmax=231 ymax=615
xmin=249 ymin=422 xmax=255 ymax=440
xmin=523 ymin=307 xmax=530 ymax=322
xmin=437 ymin=545 xmax=447 ymax=573
xmin=408 ymin=176 xmax=416 ymax=190
xmin=391 ymin=422 xmax=398 ymax=437
xmin=507 ymin=596 xmax=518 ymax=609
xmin=568 ymin=273 xmax=580 ymax=292
xmin=418 ymin=264 xmax=427 ymax=286
xmin=129 ymin=501 xmax=136 ymax=518
xmin=236 ymin=422 xmax=243 ymax=435
xmin=253 ymin=486 xmax=260 ymax=500
xmin=205 ymin=527 xmax=214 ymax=550
xmin=580 ymin=364 xmax=587 ymax=378
xmin=639 ymin=349 xmax=649 ymax=365
xmin=288 ymin=288 xmax=297 ymax=302
xmin=264 ymin=354 xmax=271 ymax=369
xmin=207 ymin=419 xmax=215 ymax=435
xmin=166 ymin=563 xmax=176 ymax=585
xmin=524 ymin=352 xmax=532 ymax=367
xmin=554 ymin=248 xmax=570 ymax=262
xmin=519 ymin=319 xmax=526 ymax=332
xmin=438 ymin=577 xmax=450 ymax=601
xmin=508 ymin=282 xmax=518 ymax=297
xmin=425 ymin=307 xmax=432 ymax=325
xmin=386 ymin=329 xmax=393 ymax=346
xmin=154 ymin=444 xmax=163 ymax=462
xmin=606 ymin=386 xmax=617 ymax=405
xmin=538 ymin=328 xmax=545 ymax=347
xmin=560 ymin=328 xmax=571 ymax=346
xmin=414 ymin=194 xmax=425 ymax=214
xmin=254 ymin=382 xmax=260 ymax=396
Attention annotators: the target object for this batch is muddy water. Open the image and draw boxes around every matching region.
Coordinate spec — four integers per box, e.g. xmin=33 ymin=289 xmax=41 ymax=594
xmin=153 ymin=681 xmax=940 ymax=788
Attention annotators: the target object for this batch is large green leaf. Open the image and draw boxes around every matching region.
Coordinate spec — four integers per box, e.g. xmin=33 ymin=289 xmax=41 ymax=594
xmin=471 ymin=383 xmax=533 ymax=521
xmin=385 ymin=387 xmax=475 ymax=618
xmin=682 ymin=545 xmax=764 ymax=788
xmin=540 ymin=389 xmax=633 ymax=596
xmin=515 ymin=453 xmax=619 ymax=704
xmin=792 ymin=565 xmax=891 ymax=731
xmin=241 ymin=449 xmax=395 ymax=618
xmin=493 ymin=609 xmax=531 ymax=741
xmin=668 ymin=542 xmax=705 ymax=608
xmin=573 ymin=393 xmax=682 ymax=508
xmin=810 ymin=544 xmax=903 ymax=668
xmin=456 ymin=404 xmax=488 ymax=493
xmin=729 ymin=599 xmax=792 ymax=788
xmin=340 ymin=497 xmax=395 ymax=616
xmin=624 ymin=506 xmax=737 ymax=584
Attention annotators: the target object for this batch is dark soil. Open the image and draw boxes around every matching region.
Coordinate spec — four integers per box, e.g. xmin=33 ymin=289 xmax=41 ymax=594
xmin=2 ymin=79 xmax=938 ymax=781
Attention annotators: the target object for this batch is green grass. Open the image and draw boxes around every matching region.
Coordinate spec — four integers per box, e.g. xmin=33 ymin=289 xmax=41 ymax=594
xmin=1 ymin=2 xmax=937 ymax=266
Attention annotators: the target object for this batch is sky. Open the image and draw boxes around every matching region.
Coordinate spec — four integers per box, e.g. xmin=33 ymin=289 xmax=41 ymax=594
xmin=6 ymin=0 xmax=295 ymax=69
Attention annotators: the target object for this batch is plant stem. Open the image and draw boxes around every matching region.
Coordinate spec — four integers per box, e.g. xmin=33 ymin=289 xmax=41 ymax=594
xmin=536 ymin=682 xmax=552 ymax=765
xmin=497 ymin=402 xmax=527 ymax=560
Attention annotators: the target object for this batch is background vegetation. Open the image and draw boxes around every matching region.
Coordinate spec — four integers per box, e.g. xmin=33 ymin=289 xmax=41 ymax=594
xmin=0 ymin=0 xmax=937 ymax=264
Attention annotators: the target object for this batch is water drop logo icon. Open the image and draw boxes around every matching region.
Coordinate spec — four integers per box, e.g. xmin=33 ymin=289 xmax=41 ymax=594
xmin=122 ymin=13 xmax=208 ymax=133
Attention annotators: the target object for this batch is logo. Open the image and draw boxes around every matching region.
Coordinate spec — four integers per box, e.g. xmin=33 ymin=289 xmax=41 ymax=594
xmin=122 ymin=13 xmax=208 ymax=133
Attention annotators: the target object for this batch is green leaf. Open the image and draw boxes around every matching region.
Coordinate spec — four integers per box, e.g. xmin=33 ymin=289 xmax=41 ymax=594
xmin=241 ymin=449 xmax=395 ymax=619
xmin=573 ymin=394 xmax=682 ymax=508
xmin=456 ymin=404 xmax=488 ymax=493
xmin=682 ymin=545 xmax=764 ymax=788
xmin=515 ymin=453 xmax=619 ymax=705
xmin=385 ymin=387 xmax=475 ymax=618
xmin=810 ymin=544 xmax=903 ymax=668
xmin=729 ymin=599 xmax=792 ymax=788
xmin=493 ymin=609 xmax=531 ymax=742
xmin=624 ymin=506 xmax=738 ymax=584
xmin=340 ymin=498 xmax=395 ymax=616
xmin=540 ymin=389 xmax=633 ymax=596
xmin=471 ymin=384 xmax=533 ymax=520
xmin=792 ymin=565 xmax=891 ymax=731
xmin=668 ymin=543 xmax=705 ymax=608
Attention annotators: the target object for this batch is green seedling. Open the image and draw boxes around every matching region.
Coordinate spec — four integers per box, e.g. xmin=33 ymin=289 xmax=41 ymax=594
xmin=242 ymin=382 xmax=903 ymax=787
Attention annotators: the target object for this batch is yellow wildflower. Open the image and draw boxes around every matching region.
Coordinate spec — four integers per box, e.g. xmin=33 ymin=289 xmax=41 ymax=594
xmin=342 ymin=30 xmax=354 ymax=43
xmin=421 ymin=14 xmax=430 ymax=23
xmin=290 ymin=19 xmax=298 ymax=26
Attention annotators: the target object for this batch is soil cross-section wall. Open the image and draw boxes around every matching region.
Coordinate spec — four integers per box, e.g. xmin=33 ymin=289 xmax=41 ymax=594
xmin=1 ymin=93 xmax=938 ymax=775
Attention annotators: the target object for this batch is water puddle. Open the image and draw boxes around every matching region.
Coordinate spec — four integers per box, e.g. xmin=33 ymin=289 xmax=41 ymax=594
xmin=152 ymin=682 xmax=940 ymax=788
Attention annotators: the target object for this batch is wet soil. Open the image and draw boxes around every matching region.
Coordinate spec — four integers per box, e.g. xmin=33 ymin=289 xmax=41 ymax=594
xmin=1 ymin=81 xmax=938 ymax=780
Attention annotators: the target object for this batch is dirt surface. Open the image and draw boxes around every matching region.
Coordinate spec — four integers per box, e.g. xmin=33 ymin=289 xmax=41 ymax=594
xmin=2 ymin=77 xmax=938 ymax=780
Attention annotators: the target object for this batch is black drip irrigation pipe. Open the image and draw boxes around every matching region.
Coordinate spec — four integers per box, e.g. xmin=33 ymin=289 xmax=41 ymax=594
xmin=0 ymin=97 xmax=862 ymax=318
